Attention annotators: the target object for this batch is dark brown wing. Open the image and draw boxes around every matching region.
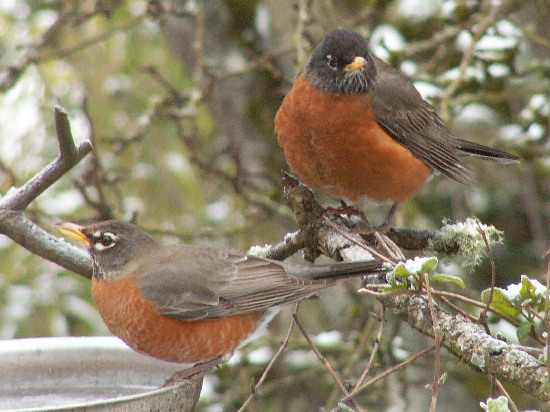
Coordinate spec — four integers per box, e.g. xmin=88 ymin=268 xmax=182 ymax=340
xmin=134 ymin=245 xmax=384 ymax=320
xmin=370 ymin=58 xmax=517 ymax=183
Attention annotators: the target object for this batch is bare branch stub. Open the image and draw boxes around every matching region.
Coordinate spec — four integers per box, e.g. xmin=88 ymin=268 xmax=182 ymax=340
xmin=55 ymin=105 xmax=78 ymax=159
xmin=0 ymin=106 xmax=93 ymax=279
xmin=2 ymin=106 xmax=92 ymax=211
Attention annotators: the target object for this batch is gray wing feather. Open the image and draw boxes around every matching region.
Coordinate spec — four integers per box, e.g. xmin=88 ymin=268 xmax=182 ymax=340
xmin=135 ymin=246 xmax=333 ymax=320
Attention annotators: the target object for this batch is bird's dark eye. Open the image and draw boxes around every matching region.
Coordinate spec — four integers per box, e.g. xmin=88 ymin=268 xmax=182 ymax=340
xmin=326 ymin=55 xmax=338 ymax=70
xmin=98 ymin=234 xmax=115 ymax=247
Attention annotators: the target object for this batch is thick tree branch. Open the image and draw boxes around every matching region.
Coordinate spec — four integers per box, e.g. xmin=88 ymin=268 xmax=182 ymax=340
xmin=277 ymin=175 xmax=549 ymax=403
xmin=0 ymin=210 xmax=92 ymax=277
xmin=380 ymin=292 xmax=549 ymax=402
xmin=274 ymin=173 xmax=461 ymax=258
xmin=0 ymin=106 xmax=93 ymax=278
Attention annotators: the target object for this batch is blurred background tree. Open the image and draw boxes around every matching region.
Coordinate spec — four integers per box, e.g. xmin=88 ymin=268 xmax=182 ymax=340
xmin=0 ymin=0 xmax=548 ymax=410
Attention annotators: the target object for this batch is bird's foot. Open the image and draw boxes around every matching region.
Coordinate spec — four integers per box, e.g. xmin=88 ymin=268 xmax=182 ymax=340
xmin=326 ymin=201 xmax=369 ymax=221
xmin=347 ymin=220 xmax=377 ymax=234
xmin=162 ymin=357 xmax=224 ymax=387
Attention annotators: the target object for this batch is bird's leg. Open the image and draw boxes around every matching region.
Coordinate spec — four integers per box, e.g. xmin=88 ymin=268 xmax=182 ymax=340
xmin=162 ymin=356 xmax=224 ymax=387
xmin=346 ymin=202 xmax=400 ymax=236
xmin=376 ymin=202 xmax=400 ymax=233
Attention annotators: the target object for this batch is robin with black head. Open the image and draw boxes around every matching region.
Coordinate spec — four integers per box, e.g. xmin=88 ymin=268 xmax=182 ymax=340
xmin=275 ymin=29 xmax=518 ymax=227
xmin=59 ymin=220 xmax=386 ymax=373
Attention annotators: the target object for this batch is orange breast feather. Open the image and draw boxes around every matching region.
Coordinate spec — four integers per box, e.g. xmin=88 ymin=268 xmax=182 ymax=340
xmin=275 ymin=75 xmax=429 ymax=203
xmin=92 ymin=276 xmax=260 ymax=363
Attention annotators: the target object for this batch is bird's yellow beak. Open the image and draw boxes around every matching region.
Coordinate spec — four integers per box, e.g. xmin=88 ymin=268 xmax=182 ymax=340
xmin=344 ymin=56 xmax=367 ymax=72
xmin=58 ymin=222 xmax=91 ymax=246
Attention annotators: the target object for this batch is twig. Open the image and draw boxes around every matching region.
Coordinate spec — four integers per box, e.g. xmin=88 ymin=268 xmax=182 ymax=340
xmin=236 ymin=306 xmax=298 ymax=412
xmin=431 ymin=290 xmax=545 ymax=346
xmin=294 ymin=0 xmax=311 ymax=69
xmin=344 ymin=346 xmax=435 ymax=400
xmin=284 ymin=175 xmax=549 ymax=401
xmin=324 ymin=315 xmax=379 ymax=409
xmin=439 ymin=0 xmax=515 ymax=121
xmin=323 ymin=217 xmax=396 ymax=264
xmin=437 ymin=295 xmax=479 ymax=323
xmin=355 ymin=307 xmax=386 ymax=388
xmin=373 ymin=231 xmax=406 ymax=261
xmin=176 ymin=127 xmax=291 ymax=219
xmin=477 ymin=223 xmax=496 ymax=334
xmin=265 ymin=231 xmax=308 ymax=261
xmin=39 ymin=17 xmax=143 ymax=62
xmin=494 ymin=379 xmax=520 ymax=412
xmin=400 ymin=26 xmax=462 ymax=58
xmin=424 ymin=275 xmax=442 ymax=412
xmin=293 ymin=314 xmax=365 ymax=412
xmin=378 ymin=292 xmax=549 ymax=401
xmin=283 ymin=174 xmax=463 ymax=255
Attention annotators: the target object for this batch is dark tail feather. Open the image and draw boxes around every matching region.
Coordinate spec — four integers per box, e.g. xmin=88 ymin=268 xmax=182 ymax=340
xmin=306 ymin=260 xmax=387 ymax=281
xmin=454 ymin=138 xmax=519 ymax=163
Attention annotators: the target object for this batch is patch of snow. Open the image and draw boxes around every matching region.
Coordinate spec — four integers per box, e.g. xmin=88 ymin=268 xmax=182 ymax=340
xmin=247 ymin=346 xmax=273 ymax=364
xmin=206 ymin=199 xmax=231 ymax=221
xmin=225 ymin=50 xmax=247 ymax=72
xmin=370 ymin=25 xmax=406 ymax=60
xmin=501 ymin=282 xmax=521 ymax=301
xmin=495 ymin=20 xmax=521 ymax=37
xmin=247 ymin=244 xmax=271 ymax=258
xmin=285 ymin=349 xmax=316 ymax=367
xmin=499 ymin=124 xmax=522 ymax=141
xmin=454 ymin=103 xmax=498 ymax=125
xmin=38 ymin=189 xmax=83 ymax=215
xmin=526 ymin=123 xmax=545 ymax=141
xmin=529 ymin=94 xmax=548 ymax=111
xmin=398 ymin=256 xmax=437 ymax=275
xmin=487 ymin=63 xmax=509 ymax=77
xmin=165 ymin=152 xmax=192 ymax=174
xmin=413 ymin=81 xmax=442 ymax=100
xmin=395 ymin=0 xmax=440 ymax=21
xmin=255 ymin=4 xmax=271 ymax=38
xmin=313 ymin=330 xmax=342 ymax=347
xmin=400 ymin=60 xmax=418 ymax=77
xmin=456 ymin=30 xmax=473 ymax=51
xmin=475 ymin=34 xmax=517 ymax=51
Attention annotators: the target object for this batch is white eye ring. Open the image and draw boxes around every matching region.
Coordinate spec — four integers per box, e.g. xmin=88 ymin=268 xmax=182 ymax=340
xmin=94 ymin=232 xmax=117 ymax=251
xmin=326 ymin=55 xmax=338 ymax=70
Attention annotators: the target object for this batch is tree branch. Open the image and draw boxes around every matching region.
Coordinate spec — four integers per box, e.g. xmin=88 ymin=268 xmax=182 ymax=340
xmin=0 ymin=106 xmax=93 ymax=278
xmin=277 ymin=174 xmax=549 ymax=403
xmin=0 ymin=210 xmax=92 ymax=277
xmin=380 ymin=292 xmax=548 ymax=401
